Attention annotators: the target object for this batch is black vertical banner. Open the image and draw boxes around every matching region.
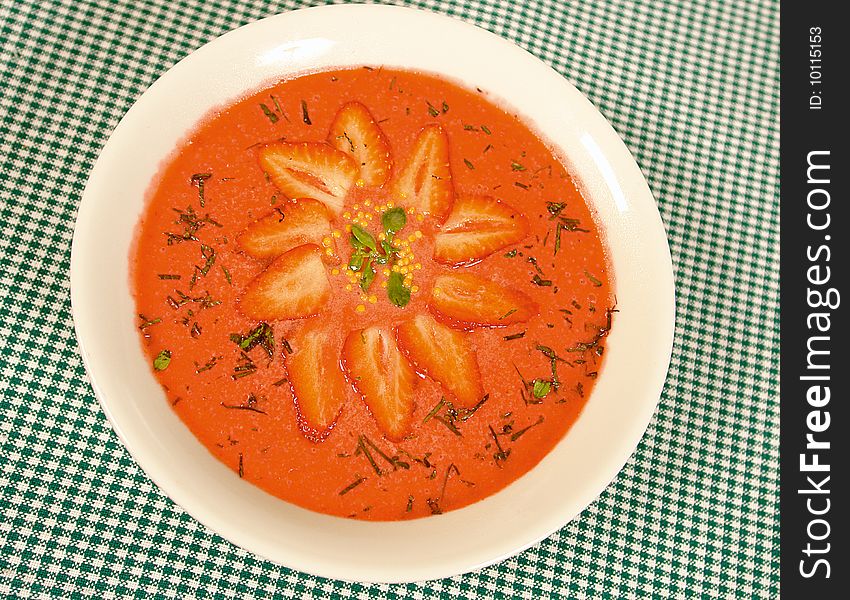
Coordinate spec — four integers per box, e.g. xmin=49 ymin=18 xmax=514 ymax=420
xmin=781 ymin=4 xmax=848 ymax=597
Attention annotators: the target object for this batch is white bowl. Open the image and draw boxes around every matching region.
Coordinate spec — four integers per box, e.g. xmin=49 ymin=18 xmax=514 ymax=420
xmin=71 ymin=4 xmax=674 ymax=583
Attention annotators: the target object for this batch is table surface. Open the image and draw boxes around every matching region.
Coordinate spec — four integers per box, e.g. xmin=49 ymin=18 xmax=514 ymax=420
xmin=0 ymin=0 xmax=779 ymax=597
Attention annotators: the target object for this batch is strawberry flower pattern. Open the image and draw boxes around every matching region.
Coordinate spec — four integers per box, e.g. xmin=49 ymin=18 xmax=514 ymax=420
xmin=237 ymin=102 xmax=535 ymax=442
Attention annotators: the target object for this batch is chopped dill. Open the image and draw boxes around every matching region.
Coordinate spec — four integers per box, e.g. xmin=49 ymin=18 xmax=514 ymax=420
xmin=339 ymin=475 xmax=366 ymax=496
xmin=260 ymin=103 xmax=279 ymax=123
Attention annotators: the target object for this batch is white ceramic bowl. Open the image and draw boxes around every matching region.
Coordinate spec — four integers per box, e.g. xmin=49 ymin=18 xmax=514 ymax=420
xmin=71 ymin=4 xmax=674 ymax=583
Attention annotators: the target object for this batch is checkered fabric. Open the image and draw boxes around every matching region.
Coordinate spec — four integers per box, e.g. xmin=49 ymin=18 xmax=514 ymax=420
xmin=0 ymin=0 xmax=779 ymax=597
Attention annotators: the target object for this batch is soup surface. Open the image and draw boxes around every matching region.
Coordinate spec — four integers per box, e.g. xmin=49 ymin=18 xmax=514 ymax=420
xmin=132 ymin=67 xmax=614 ymax=520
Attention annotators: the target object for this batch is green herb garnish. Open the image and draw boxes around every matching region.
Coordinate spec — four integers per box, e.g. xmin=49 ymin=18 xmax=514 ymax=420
xmin=229 ymin=322 xmax=274 ymax=358
xmin=463 ymin=158 xmax=475 ymax=170
xmin=511 ymin=161 xmax=526 ymax=171
xmin=531 ymin=274 xmax=553 ymax=287
xmin=554 ymin=222 xmax=563 ymax=256
xmin=510 ymin=415 xmax=545 ymax=441
xmin=153 ymin=350 xmax=171 ymax=371
xmin=426 ymin=101 xmax=440 ymax=117
xmin=387 ymin=271 xmax=411 ymax=307
xmin=481 ymin=125 xmax=491 ymax=135
xmin=504 ymin=331 xmax=526 ymax=341
xmin=360 ymin=261 xmax=376 ymax=291
xmin=547 ymin=202 xmax=567 ymax=218
xmin=424 ymin=398 xmax=446 ymax=423
xmin=585 ymin=270 xmax=603 ymax=287
xmin=190 ymin=173 xmax=212 ymax=207
xmin=339 ymin=475 xmax=366 ymax=496
xmin=301 ymin=99 xmax=312 ymax=125
xmin=138 ymin=314 xmax=162 ymax=331
xmin=488 ymin=424 xmax=511 ymax=465
xmin=220 ymin=401 xmax=266 ymax=415
xmin=259 ymin=103 xmax=279 ymax=123
xmin=350 ymin=224 xmax=377 ymax=252
xmin=194 ymin=354 xmax=222 ymax=374
xmin=532 ymin=379 xmax=552 ymax=399
xmin=381 ymin=207 xmax=407 ymax=233
xmin=355 ymin=436 xmax=382 ymax=476
xmin=498 ymin=308 xmax=517 ymax=320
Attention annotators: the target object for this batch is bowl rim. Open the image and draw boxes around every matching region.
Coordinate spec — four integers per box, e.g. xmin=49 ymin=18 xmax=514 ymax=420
xmin=71 ymin=3 xmax=675 ymax=583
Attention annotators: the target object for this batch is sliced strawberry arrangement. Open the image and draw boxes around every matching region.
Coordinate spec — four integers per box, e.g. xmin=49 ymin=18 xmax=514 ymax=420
xmin=395 ymin=314 xmax=484 ymax=408
xmin=239 ymin=244 xmax=330 ymax=320
xmin=341 ymin=326 xmax=416 ymax=441
xmin=284 ymin=323 xmax=347 ymax=441
xmin=390 ymin=124 xmax=453 ymax=221
xmin=328 ymin=102 xmax=392 ymax=188
xmin=237 ymin=199 xmax=335 ymax=260
xmin=433 ymin=194 xmax=528 ymax=266
xmin=430 ymin=273 xmax=538 ymax=328
xmin=259 ymin=142 xmax=357 ymax=215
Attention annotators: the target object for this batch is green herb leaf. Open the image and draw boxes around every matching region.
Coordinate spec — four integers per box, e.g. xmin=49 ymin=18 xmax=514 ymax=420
xmin=381 ymin=207 xmax=407 ymax=234
xmin=153 ymin=350 xmax=172 ymax=371
xmin=426 ymin=101 xmax=440 ymax=117
xmin=531 ymin=274 xmax=553 ymax=287
xmin=348 ymin=252 xmax=365 ymax=272
xmin=360 ymin=261 xmax=376 ymax=291
xmin=511 ymin=161 xmax=526 ymax=171
xmin=463 ymin=158 xmax=475 ymax=170
xmin=387 ymin=271 xmax=411 ymax=307
xmin=481 ymin=125 xmax=492 ymax=135
xmin=532 ymin=379 xmax=551 ymax=398
xmin=350 ymin=224 xmax=377 ymax=252
xmin=380 ymin=240 xmax=397 ymax=258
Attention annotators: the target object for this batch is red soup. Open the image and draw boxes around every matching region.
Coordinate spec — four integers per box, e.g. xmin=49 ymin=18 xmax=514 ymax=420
xmin=132 ymin=67 xmax=614 ymax=520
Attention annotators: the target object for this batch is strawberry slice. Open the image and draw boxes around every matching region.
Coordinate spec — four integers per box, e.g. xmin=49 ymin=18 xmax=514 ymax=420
xmin=390 ymin=124 xmax=453 ymax=221
xmin=259 ymin=142 xmax=357 ymax=215
xmin=284 ymin=323 xmax=347 ymax=441
xmin=341 ymin=326 xmax=416 ymax=441
xmin=395 ymin=314 xmax=483 ymax=408
xmin=239 ymin=244 xmax=330 ymax=320
xmin=328 ymin=102 xmax=392 ymax=187
xmin=237 ymin=199 xmax=335 ymax=260
xmin=433 ymin=194 xmax=528 ymax=266
xmin=430 ymin=273 xmax=538 ymax=328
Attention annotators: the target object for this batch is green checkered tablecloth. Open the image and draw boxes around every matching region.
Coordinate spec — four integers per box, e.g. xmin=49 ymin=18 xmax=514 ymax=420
xmin=0 ymin=0 xmax=779 ymax=597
